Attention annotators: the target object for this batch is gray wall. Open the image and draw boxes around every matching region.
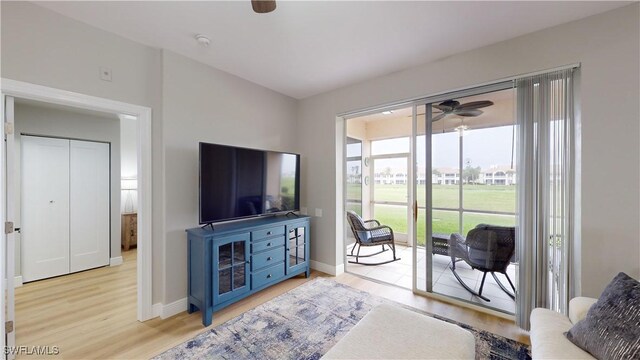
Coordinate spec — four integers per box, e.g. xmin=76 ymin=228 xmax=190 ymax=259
xmin=14 ymin=102 xmax=121 ymax=276
xmin=297 ymin=3 xmax=640 ymax=297
xmin=161 ymin=51 xmax=298 ymax=303
xmin=1 ymin=2 xmax=299 ymax=305
xmin=1 ymin=1 xmax=165 ymax=302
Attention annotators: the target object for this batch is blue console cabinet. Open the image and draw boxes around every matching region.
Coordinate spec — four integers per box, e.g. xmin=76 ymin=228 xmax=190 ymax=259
xmin=186 ymin=215 xmax=310 ymax=326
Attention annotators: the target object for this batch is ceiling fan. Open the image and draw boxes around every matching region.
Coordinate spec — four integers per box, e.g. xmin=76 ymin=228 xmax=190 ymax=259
xmin=252 ymin=0 xmax=276 ymax=13
xmin=431 ymin=99 xmax=494 ymax=122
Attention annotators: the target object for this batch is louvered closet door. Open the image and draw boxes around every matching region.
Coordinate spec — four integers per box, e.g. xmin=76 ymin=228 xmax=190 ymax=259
xmin=22 ymin=136 xmax=70 ymax=282
xmin=70 ymin=140 xmax=110 ymax=273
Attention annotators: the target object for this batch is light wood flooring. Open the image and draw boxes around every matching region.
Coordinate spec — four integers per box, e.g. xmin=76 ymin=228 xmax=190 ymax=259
xmin=16 ymin=249 xmax=529 ymax=359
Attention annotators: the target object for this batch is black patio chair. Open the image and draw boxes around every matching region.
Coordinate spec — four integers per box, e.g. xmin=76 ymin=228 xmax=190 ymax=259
xmin=346 ymin=211 xmax=400 ymax=266
xmin=448 ymin=224 xmax=516 ymax=301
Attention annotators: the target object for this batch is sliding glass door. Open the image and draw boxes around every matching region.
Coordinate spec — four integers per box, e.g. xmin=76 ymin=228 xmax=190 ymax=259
xmin=417 ymin=86 xmax=518 ymax=314
xmin=344 ymin=84 xmax=518 ymax=314
xmin=345 ymin=69 xmax=576 ymax=323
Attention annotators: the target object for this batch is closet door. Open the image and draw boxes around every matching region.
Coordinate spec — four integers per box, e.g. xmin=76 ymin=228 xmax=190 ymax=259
xmin=22 ymin=136 xmax=70 ymax=282
xmin=70 ymin=140 xmax=110 ymax=272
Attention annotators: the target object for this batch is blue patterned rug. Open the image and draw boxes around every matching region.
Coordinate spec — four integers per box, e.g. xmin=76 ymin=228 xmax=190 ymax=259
xmin=154 ymin=278 xmax=530 ymax=360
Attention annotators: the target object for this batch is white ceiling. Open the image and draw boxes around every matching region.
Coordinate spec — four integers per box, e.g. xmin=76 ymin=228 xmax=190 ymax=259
xmin=35 ymin=1 xmax=630 ymax=99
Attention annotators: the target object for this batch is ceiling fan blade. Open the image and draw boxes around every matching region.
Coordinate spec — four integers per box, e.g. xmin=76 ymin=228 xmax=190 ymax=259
xmin=431 ymin=113 xmax=448 ymax=122
xmin=456 ymin=101 xmax=494 ymax=110
xmin=252 ymin=0 xmax=276 ymax=13
xmin=432 ymin=104 xmax=453 ymax=113
xmin=453 ymin=109 xmax=483 ymax=117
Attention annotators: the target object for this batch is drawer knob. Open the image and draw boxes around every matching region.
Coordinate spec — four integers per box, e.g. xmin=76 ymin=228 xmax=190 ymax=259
xmin=267 ymin=242 xmax=271 ymax=246
xmin=267 ymin=231 xmax=272 ymax=235
xmin=267 ymin=274 xmax=272 ymax=278
xmin=267 ymin=257 xmax=272 ymax=261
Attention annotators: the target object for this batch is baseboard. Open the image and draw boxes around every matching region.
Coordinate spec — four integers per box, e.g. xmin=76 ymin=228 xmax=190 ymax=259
xmin=152 ymin=303 xmax=162 ymax=318
xmin=160 ymin=297 xmax=188 ymax=319
xmin=15 ymin=276 xmax=23 ymax=287
xmin=310 ymin=260 xmax=344 ymax=276
xmin=109 ymin=256 xmax=123 ymax=266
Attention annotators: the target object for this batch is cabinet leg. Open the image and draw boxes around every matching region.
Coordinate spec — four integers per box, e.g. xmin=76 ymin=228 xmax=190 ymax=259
xmin=203 ymin=308 xmax=212 ymax=327
xmin=188 ymin=303 xmax=198 ymax=314
xmin=305 ymin=268 xmax=311 ymax=278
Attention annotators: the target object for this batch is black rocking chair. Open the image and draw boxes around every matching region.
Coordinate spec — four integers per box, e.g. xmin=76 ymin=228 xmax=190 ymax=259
xmin=448 ymin=224 xmax=516 ymax=301
xmin=346 ymin=211 xmax=400 ymax=266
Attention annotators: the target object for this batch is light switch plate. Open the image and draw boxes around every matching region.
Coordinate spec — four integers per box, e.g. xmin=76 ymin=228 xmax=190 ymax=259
xmin=315 ymin=208 xmax=323 ymax=217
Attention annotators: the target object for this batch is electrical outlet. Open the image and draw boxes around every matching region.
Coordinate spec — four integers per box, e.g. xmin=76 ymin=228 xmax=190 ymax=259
xmin=100 ymin=67 xmax=112 ymax=81
xmin=315 ymin=208 xmax=323 ymax=217
xmin=300 ymin=207 xmax=308 ymax=215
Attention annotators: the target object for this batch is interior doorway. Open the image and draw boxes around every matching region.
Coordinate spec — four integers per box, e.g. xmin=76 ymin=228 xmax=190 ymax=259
xmin=1 ymin=79 xmax=152 ymax=352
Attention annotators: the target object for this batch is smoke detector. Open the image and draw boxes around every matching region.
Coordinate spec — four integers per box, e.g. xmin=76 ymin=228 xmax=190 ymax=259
xmin=195 ymin=34 xmax=211 ymax=47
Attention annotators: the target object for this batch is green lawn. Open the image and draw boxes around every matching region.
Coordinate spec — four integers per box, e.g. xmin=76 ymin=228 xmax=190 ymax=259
xmin=353 ymin=184 xmax=516 ymax=246
xmin=374 ymin=184 xmax=515 ymax=212
xmin=373 ymin=205 xmax=515 ymax=246
xmin=346 ymin=183 xmax=362 ymax=200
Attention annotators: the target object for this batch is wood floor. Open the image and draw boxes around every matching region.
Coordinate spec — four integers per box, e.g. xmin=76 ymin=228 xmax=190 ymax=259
xmin=16 ymin=249 xmax=529 ymax=359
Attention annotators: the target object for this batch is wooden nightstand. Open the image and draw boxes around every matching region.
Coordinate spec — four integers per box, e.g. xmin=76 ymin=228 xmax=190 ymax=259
xmin=121 ymin=213 xmax=137 ymax=251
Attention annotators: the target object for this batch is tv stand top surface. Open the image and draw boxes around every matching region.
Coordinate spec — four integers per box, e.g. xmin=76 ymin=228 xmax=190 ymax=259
xmin=187 ymin=214 xmax=310 ymax=237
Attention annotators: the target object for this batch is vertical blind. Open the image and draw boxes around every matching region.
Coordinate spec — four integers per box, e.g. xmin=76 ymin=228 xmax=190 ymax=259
xmin=515 ymin=68 xmax=576 ymax=329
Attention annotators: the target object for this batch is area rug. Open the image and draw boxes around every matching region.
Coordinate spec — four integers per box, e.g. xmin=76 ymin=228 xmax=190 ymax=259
xmin=154 ymin=278 xmax=530 ymax=360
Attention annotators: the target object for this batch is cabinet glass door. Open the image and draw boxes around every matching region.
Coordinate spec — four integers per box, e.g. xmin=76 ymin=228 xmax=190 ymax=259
xmin=215 ymin=237 xmax=250 ymax=303
xmin=287 ymin=225 xmax=307 ymax=273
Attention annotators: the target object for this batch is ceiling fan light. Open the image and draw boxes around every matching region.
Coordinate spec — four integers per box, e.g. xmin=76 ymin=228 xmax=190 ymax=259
xmin=252 ymin=0 xmax=276 ymax=13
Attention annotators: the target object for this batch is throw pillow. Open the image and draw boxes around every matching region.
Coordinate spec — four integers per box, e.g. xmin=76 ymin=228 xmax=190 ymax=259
xmin=566 ymin=272 xmax=640 ymax=360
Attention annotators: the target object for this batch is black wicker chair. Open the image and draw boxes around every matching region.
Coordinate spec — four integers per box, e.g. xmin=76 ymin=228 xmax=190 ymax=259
xmin=346 ymin=211 xmax=400 ymax=266
xmin=448 ymin=224 xmax=516 ymax=301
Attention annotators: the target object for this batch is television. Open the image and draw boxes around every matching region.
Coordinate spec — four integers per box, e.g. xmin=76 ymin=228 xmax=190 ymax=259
xmin=199 ymin=142 xmax=300 ymax=224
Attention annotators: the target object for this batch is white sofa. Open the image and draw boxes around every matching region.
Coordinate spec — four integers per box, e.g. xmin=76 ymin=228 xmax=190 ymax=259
xmin=530 ymin=297 xmax=598 ymax=359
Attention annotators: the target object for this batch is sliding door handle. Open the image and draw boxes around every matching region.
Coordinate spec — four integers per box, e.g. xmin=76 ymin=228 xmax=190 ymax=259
xmin=413 ymin=200 xmax=418 ymax=223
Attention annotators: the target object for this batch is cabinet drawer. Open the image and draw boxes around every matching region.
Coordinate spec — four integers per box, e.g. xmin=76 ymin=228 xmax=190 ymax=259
xmin=252 ymin=226 xmax=285 ymax=241
xmin=251 ymin=247 xmax=285 ymax=271
xmin=252 ymin=263 xmax=285 ymax=289
xmin=252 ymin=236 xmax=285 ymax=253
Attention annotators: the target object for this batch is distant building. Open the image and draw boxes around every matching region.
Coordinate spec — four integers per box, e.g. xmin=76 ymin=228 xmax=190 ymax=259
xmin=431 ymin=165 xmax=516 ymax=185
xmin=479 ymin=165 xmax=516 ymax=185
xmin=432 ymin=167 xmax=460 ymax=185
xmin=372 ymin=165 xmax=516 ymax=185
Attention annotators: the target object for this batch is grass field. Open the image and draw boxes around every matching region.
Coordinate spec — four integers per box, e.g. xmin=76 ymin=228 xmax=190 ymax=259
xmin=348 ymin=184 xmax=516 ymax=246
xmin=373 ymin=184 xmax=515 ymax=212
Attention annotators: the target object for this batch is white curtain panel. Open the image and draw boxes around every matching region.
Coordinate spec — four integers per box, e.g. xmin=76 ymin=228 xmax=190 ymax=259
xmin=515 ymin=68 xmax=576 ymax=330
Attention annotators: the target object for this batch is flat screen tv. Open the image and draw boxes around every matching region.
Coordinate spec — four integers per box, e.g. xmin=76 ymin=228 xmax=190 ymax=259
xmin=199 ymin=142 xmax=300 ymax=224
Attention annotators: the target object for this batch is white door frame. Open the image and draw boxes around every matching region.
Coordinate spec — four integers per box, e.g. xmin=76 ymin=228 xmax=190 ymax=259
xmin=0 ymin=78 xmax=154 ymax=322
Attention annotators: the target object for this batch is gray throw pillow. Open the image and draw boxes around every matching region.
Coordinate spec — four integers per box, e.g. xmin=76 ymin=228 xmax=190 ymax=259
xmin=566 ymin=272 xmax=640 ymax=360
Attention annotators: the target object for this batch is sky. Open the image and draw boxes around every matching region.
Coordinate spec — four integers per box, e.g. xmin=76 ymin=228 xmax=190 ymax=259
xmin=363 ymin=125 xmax=516 ymax=171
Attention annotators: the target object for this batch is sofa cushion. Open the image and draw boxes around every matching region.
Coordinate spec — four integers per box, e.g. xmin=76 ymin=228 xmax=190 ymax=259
xmin=566 ymin=272 xmax=640 ymax=360
xmin=568 ymin=297 xmax=598 ymax=324
xmin=530 ymin=308 xmax=594 ymax=359
xmin=322 ymin=303 xmax=475 ymax=359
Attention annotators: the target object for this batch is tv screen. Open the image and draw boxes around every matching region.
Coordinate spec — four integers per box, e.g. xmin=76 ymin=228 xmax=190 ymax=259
xmin=199 ymin=142 xmax=300 ymax=224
